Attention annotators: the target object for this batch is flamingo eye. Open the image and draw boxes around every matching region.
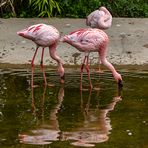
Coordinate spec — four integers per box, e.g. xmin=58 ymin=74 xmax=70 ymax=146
xmin=70 ymin=36 xmax=76 ymax=42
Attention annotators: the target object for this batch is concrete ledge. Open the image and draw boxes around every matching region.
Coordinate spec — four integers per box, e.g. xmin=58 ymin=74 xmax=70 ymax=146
xmin=0 ymin=18 xmax=148 ymax=66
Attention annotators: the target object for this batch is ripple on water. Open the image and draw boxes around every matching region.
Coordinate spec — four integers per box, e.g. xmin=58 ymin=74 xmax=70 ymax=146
xmin=0 ymin=67 xmax=148 ymax=147
xmin=0 ymin=68 xmax=148 ymax=88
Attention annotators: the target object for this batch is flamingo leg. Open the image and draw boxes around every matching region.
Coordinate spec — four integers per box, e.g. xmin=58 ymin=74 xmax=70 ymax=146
xmin=31 ymin=85 xmax=36 ymax=116
xmin=31 ymin=46 xmax=39 ymax=87
xmin=98 ymin=59 xmax=103 ymax=72
xmin=80 ymin=56 xmax=87 ymax=90
xmin=96 ymin=52 xmax=103 ymax=73
xmin=40 ymin=47 xmax=47 ymax=85
xmin=85 ymin=56 xmax=93 ymax=89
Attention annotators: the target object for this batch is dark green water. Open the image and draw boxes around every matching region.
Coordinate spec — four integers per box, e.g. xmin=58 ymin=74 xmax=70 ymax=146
xmin=0 ymin=68 xmax=148 ymax=148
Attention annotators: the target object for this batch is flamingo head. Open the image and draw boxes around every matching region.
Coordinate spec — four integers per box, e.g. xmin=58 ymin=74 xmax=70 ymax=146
xmin=114 ymin=72 xmax=123 ymax=87
xmin=17 ymin=29 xmax=34 ymax=40
xmin=60 ymin=35 xmax=69 ymax=42
xmin=99 ymin=6 xmax=107 ymax=11
xmin=60 ymin=75 xmax=65 ymax=84
xmin=60 ymin=35 xmax=75 ymax=44
xmin=118 ymin=79 xmax=123 ymax=88
xmin=86 ymin=9 xmax=100 ymax=28
xmin=58 ymin=64 xmax=65 ymax=84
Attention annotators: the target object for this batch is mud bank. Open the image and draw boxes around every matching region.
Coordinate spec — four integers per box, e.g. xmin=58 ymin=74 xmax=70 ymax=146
xmin=0 ymin=18 xmax=148 ymax=68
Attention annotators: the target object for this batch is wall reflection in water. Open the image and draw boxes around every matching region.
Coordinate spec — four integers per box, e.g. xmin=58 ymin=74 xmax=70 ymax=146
xmin=19 ymin=85 xmax=122 ymax=147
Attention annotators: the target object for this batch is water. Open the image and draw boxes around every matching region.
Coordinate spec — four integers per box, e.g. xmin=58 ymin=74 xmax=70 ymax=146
xmin=0 ymin=67 xmax=148 ymax=148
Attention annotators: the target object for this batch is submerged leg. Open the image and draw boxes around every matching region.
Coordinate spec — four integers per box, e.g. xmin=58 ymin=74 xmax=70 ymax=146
xmin=85 ymin=56 xmax=92 ymax=89
xmin=80 ymin=56 xmax=87 ymax=90
xmin=96 ymin=52 xmax=103 ymax=73
xmin=31 ymin=46 xmax=39 ymax=87
xmin=40 ymin=47 xmax=47 ymax=85
xmin=98 ymin=59 xmax=103 ymax=73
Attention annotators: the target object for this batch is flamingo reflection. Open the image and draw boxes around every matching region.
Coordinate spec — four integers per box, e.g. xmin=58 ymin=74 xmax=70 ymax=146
xmin=19 ymin=85 xmax=122 ymax=147
xmin=61 ymin=87 xmax=122 ymax=147
xmin=19 ymin=85 xmax=64 ymax=145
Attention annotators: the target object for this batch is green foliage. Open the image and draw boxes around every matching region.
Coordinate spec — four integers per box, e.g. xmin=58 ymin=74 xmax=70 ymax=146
xmin=108 ymin=0 xmax=148 ymax=17
xmin=0 ymin=0 xmax=148 ymax=18
xmin=29 ymin=0 xmax=61 ymax=17
xmin=0 ymin=0 xmax=17 ymax=17
xmin=0 ymin=0 xmax=30 ymax=18
xmin=58 ymin=0 xmax=148 ymax=18
xmin=58 ymin=0 xmax=101 ymax=18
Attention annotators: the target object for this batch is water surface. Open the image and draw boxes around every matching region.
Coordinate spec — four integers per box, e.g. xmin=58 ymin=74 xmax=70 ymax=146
xmin=0 ymin=68 xmax=148 ymax=148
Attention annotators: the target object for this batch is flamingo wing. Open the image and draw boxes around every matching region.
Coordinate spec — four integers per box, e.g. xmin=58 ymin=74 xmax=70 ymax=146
xmin=17 ymin=24 xmax=60 ymax=47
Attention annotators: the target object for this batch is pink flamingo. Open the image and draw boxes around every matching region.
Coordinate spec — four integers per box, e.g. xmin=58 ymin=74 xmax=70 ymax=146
xmin=86 ymin=6 xmax=112 ymax=72
xmin=61 ymin=28 xmax=122 ymax=90
xmin=17 ymin=24 xmax=64 ymax=87
xmin=86 ymin=6 xmax=112 ymax=30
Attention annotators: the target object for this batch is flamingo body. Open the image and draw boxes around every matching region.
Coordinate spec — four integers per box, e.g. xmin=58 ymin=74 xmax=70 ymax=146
xmin=86 ymin=7 xmax=112 ymax=30
xmin=61 ymin=28 xmax=122 ymax=89
xmin=17 ymin=24 xmax=60 ymax=47
xmin=17 ymin=24 xmax=64 ymax=86
xmin=64 ymin=28 xmax=108 ymax=52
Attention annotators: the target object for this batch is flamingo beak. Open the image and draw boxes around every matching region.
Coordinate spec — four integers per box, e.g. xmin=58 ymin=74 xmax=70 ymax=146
xmin=60 ymin=75 xmax=65 ymax=84
xmin=118 ymin=79 xmax=123 ymax=88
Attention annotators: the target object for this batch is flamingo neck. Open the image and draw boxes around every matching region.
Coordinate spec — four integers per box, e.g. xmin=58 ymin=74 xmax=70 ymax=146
xmin=98 ymin=8 xmax=112 ymax=29
xmin=99 ymin=16 xmax=112 ymax=29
